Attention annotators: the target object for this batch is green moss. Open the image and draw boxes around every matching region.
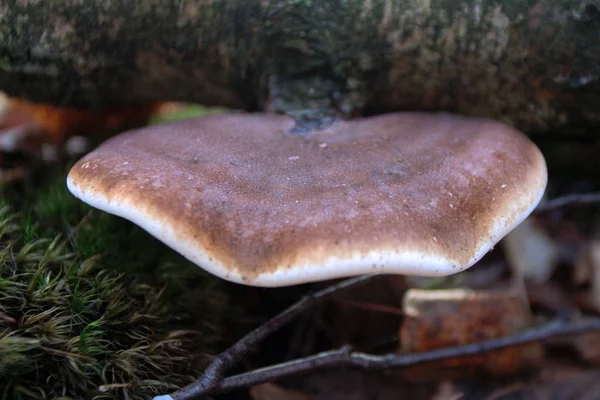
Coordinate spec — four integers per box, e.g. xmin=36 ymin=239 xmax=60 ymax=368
xmin=0 ymin=162 xmax=244 ymax=400
xmin=148 ymin=104 xmax=226 ymax=126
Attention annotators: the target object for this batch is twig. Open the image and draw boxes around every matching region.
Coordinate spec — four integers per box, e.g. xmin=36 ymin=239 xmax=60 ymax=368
xmin=212 ymin=317 xmax=600 ymax=395
xmin=534 ymin=192 xmax=600 ymax=214
xmin=157 ymin=274 xmax=377 ymax=400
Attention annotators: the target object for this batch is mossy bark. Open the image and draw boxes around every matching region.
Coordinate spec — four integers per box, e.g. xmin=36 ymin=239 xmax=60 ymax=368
xmin=1 ymin=0 xmax=599 ymax=133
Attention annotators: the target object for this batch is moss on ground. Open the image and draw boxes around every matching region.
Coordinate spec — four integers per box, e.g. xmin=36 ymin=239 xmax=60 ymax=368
xmin=0 ymin=149 xmax=246 ymax=399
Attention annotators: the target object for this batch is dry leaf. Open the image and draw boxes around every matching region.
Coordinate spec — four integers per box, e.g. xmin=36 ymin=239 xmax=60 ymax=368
xmin=566 ymin=331 xmax=600 ymax=365
xmin=399 ymin=288 xmax=543 ymax=381
xmin=486 ymin=370 xmax=600 ymax=400
xmin=576 ymin=240 xmax=600 ymax=312
xmin=1 ymin=96 xmax=161 ymax=147
xmin=503 ymin=217 xmax=560 ymax=283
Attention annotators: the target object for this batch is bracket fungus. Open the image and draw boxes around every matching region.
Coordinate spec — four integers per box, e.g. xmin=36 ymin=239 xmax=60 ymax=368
xmin=66 ymin=112 xmax=547 ymax=287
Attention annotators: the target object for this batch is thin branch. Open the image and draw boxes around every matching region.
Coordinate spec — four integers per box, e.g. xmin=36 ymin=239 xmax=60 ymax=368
xmin=159 ymin=274 xmax=378 ymax=400
xmin=534 ymin=193 xmax=600 ymax=214
xmin=214 ymin=317 xmax=600 ymax=395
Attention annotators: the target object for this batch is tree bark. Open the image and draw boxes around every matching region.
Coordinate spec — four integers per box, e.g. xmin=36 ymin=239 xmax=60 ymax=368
xmin=1 ymin=0 xmax=599 ymax=133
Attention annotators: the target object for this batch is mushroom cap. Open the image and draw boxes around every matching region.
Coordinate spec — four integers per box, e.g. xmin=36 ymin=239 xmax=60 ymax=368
xmin=66 ymin=112 xmax=547 ymax=287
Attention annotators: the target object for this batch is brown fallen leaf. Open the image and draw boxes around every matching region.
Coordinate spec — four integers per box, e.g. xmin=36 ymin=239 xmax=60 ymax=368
xmin=485 ymin=369 xmax=600 ymax=400
xmin=399 ymin=288 xmax=543 ymax=381
xmin=250 ymin=383 xmax=314 ymax=400
xmin=0 ymin=95 xmax=161 ymax=152
xmin=0 ymin=92 xmax=34 ymax=130
xmin=564 ymin=331 xmax=600 ymax=365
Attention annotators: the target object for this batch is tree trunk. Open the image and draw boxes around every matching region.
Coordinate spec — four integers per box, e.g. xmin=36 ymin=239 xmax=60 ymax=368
xmin=1 ymin=0 xmax=599 ymax=133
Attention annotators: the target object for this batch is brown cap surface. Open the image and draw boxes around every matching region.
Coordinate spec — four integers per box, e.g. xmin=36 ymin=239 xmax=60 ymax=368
xmin=67 ymin=112 xmax=547 ymax=286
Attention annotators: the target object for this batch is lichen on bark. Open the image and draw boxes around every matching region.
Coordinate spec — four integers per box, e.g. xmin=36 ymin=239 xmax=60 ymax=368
xmin=1 ymin=0 xmax=599 ymax=133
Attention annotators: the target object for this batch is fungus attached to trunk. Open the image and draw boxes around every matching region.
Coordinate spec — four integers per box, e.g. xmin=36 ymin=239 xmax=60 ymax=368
xmin=66 ymin=112 xmax=547 ymax=287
